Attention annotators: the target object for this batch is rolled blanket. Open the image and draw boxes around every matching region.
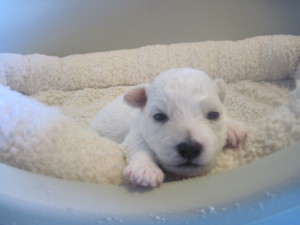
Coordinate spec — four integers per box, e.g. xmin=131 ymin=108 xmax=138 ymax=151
xmin=0 ymin=35 xmax=299 ymax=94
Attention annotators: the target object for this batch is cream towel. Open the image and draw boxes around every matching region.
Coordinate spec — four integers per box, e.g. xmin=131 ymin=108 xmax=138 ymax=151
xmin=0 ymin=35 xmax=300 ymax=184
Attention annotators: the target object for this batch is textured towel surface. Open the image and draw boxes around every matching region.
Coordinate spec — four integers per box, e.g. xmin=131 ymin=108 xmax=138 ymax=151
xmin=0 ymin=35 xmax=300 ymax=184
xmin=1 ymin=35 xmax=300 ymax=94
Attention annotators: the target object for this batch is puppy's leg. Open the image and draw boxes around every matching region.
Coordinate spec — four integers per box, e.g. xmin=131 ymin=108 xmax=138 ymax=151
xmin=122 ymin=131 xmax=164 ymax=188
xmin=123 ymin=152 xmax=164 ymax=188
xmin=225 ymin=118 xmax=248 ymax=148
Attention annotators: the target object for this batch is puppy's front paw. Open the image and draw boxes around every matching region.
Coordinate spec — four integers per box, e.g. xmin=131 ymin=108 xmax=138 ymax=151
xmin=123 ymin=161 xmax=164 ymax=188
xmin=226 ymin=119 xmax=248 ymax=148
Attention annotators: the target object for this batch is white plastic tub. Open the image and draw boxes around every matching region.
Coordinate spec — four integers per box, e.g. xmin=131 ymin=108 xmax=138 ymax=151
xmin=1 ymin=1 xmax=300 ymax=224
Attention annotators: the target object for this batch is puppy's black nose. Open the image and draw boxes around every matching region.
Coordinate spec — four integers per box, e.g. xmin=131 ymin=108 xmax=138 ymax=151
xmin=177 ymin=141 xmax=202 ymax=159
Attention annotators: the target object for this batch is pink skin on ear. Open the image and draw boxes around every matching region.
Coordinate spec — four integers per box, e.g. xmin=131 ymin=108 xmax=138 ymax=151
xmin=124 ymin=86 xmax=147 ymax=108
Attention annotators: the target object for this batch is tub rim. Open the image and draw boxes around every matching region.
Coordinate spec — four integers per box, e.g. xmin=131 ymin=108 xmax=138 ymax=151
xmin=1 ymin=142 xmax=300 ymax=225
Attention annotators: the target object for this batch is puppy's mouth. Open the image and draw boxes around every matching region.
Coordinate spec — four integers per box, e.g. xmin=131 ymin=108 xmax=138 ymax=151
xmin=178 ymin=161 xmax=200 ymax=168
xmin=160 ymin=161 xmax=201 ymax=169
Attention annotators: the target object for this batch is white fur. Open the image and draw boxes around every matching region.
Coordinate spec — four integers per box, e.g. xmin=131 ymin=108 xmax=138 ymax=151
xmin=91 ymin=68 xmax=247 ymax=187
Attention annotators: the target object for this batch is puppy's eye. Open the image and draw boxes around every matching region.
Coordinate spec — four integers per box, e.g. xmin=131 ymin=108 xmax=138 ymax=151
xmin=207 ymin=111 xmax=220 ymax=120
xmin=153 ymin=113 xmax=169 ymax=122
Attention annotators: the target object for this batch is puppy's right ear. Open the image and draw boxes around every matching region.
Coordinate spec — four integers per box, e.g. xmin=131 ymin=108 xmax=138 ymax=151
xmin=124 ymin=85 xmax=148 ymax=108
xmin=214 ymin=78 xmax=226 ymax=103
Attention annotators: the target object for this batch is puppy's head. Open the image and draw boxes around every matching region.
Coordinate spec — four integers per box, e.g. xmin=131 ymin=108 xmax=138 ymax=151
xmin=124 ymin=68 xmax=227 ymax=177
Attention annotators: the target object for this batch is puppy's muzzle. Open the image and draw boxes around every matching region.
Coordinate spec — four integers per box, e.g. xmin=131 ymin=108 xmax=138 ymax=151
xmin=177 ymin=141 xmax=202 ymax=160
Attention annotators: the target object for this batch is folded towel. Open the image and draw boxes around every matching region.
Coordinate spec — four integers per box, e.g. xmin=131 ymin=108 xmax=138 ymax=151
xmin=0 ymin=86 xmax=125 ymax=184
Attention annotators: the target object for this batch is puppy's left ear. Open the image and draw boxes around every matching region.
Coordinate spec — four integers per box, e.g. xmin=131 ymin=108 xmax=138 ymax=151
xmin=124 ymin=84 xmax=148 ymax=108
xmin=214 ymin=78 xmax=226 ymax=103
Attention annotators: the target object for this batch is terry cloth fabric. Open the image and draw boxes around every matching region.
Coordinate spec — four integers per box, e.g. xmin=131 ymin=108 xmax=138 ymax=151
xmin=0 ymin=35 xmax=300 ymax=184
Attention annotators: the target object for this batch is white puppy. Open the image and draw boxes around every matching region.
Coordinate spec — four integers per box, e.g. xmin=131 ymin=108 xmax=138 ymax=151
xmin=90 ymin=68 xmax=247 ymax=187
